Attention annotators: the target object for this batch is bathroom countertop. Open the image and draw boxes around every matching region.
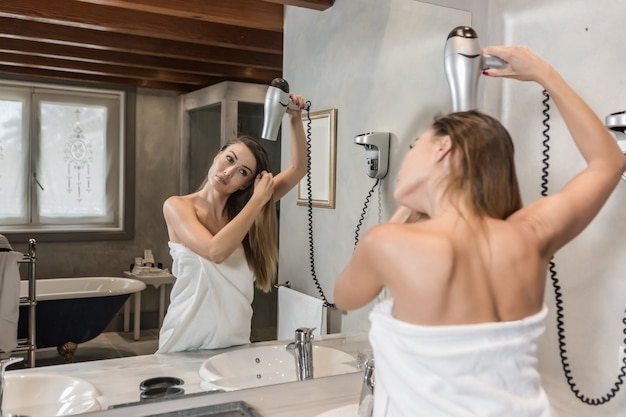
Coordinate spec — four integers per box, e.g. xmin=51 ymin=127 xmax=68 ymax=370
xmin=7 ymin=331 xmax=370 ymax=416
xmin=87 ymin=372 xmax=363 ymax=417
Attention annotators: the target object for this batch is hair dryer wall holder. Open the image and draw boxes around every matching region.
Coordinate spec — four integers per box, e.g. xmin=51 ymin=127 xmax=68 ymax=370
xmin=354 ymin=132 xmax=390 ymax=179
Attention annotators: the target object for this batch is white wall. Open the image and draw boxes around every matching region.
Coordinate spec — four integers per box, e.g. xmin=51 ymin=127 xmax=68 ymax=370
xmin=279 ymin=0 xmax=472 ymax=332
xmin=486 ymin=1 xmax=626 ymax=415
xmin=281 ymin=0 xmax=626 ymax=415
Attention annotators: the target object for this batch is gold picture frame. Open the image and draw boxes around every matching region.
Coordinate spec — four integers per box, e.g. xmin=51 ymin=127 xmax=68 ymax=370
xmin=297 ymin=108 xmax=337 ymax=209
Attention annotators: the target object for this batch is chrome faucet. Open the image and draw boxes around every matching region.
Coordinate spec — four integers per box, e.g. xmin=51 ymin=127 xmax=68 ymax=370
xmin=286 ymin=327 xmax=315 ymax=381
xmin=1 ymin=357 xmax=23 ymax=416
xmin=358 ymin=358 xmax=375 ymax=417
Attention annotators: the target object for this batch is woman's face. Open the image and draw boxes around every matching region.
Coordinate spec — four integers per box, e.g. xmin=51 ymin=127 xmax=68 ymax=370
xmin=394 ymin=127 xmax=441 ymax=207
xmin=209 ymin=142 xmax=258 ymax=193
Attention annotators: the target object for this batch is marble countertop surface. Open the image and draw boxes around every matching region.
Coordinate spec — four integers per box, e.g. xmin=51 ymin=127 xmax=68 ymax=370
xmin=88 ymin=372 xmax=364 ymax=417
xmin=8 ymin=331 xmax=370 ymax=417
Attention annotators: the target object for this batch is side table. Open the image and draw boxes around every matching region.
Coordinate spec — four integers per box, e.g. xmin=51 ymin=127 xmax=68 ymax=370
xmin=123 ymin=271 xmax=176 ymax=340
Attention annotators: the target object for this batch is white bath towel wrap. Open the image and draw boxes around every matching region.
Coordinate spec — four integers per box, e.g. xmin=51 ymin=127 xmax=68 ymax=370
xmin=369 ymin=299 xmax=555 ymax=417
xmin=0 ymin=251 xmax=23 ymax=354
xmin=156 ymin=242 xmax=254 ymax=353
xmin=277 ymin=285 xmax=325 ymax=340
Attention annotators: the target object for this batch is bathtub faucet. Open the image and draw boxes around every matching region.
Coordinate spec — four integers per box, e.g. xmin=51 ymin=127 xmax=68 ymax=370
xmin=286 ymin=327 xmax=315 ymax=381
xmin=0 ymin=356 xmax=23 ymax=416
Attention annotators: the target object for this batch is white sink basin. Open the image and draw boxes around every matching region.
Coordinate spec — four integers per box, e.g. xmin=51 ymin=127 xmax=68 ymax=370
xmin=199 ymin=345 xmax=358 ymax=391
xmin=4 ymin=373 xmax=101 ymax=417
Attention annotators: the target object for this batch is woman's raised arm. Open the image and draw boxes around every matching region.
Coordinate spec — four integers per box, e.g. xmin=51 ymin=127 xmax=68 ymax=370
xmin=272 ymin=93 xmax=309 ymax=201
xmin=485 ymin=46 xmax=625 ymax=256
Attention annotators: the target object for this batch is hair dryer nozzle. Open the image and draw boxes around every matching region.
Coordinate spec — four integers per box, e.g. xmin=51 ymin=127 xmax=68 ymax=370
xmin=447 ymin=26 xmax=478 ymax=40
xmin=606 ymin=111 xmax=626 ymax=134
xmin=270 ymin=78 xmax=290 ymax=93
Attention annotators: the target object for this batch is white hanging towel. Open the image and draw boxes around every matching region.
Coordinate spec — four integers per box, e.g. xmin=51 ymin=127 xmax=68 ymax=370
xmin=0 ymin=251 xmax=23 ymax=354
xmin=277 ymin=285 xmax=326 ymax=340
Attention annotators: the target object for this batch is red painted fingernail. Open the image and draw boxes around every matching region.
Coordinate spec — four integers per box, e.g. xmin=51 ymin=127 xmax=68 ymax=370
xmin=482 ymin=71 xmax=489 ymax=76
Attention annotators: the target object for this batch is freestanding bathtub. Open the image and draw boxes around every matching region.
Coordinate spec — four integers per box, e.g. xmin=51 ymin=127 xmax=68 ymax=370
xmin=17 ymin=277 xmax=146 ymax=358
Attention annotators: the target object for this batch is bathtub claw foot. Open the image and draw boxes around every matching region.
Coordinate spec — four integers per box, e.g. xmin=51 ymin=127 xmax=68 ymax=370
xmin=57 ymin=341 xmax=78 ymax=362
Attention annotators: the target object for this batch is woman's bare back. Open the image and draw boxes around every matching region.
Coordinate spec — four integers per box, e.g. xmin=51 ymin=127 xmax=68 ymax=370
xmin=384 ymin=215 xmax=547 ymax=326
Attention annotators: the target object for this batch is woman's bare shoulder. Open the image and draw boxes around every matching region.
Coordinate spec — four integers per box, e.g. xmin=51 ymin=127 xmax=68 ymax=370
xmin=164 ymin=193 xmax=198 ymax=207
xmin=163 ymin=194 xmax=201 ymax=221
xmin=364 ymin=222 xmax=455 ymax=263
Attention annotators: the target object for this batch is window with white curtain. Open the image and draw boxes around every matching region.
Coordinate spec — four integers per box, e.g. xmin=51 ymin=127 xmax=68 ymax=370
xmin=0 ymin=81 xmax=132 ymax=240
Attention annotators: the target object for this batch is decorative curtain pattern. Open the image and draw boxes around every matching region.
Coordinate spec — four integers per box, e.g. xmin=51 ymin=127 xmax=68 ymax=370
xmin=65 ymin=109 xmax=94 ymax=201
xmin=39 ymin=103 xmax=107 ymax=219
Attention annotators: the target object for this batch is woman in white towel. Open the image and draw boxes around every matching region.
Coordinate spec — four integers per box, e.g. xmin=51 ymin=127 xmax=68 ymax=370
xmin=157 ymin=93 xmax=309 ymax=353
xmin=335 ymin=46 xmax=625 ymax=416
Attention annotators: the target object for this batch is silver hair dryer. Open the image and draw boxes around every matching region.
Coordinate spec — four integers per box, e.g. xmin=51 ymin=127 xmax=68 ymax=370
xmin=261 ymin=78 xmax=300 ymax=141
xmin=443 ymin=26 xmax=507 ymax=112
xmin=606 ymin=110 xmax=626 ymax=156
xmin=606 ymin=111 xmax=626 ymax=135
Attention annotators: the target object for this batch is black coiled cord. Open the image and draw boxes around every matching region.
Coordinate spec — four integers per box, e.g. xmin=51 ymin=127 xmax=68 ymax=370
xmin=354 ymin=179 xmax=380 ymax=246
xmin=304 ymin=101 xmax=334 ymax=308
xmin=541 ymin=89 xmax=626 ymax=405
xmin=540 ymin=90 xmax=551 ymax=196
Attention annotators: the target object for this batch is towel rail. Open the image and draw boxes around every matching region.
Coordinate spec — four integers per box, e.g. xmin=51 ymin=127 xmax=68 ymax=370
xmin=13 ymin=239 xmax=36 ymax=367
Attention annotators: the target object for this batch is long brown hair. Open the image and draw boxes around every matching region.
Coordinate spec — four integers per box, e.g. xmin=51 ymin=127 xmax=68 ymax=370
xmin=431 ymin=111 xmax=522 ymax=219
xmin=206 ymin=136 xmax=278 ymax=292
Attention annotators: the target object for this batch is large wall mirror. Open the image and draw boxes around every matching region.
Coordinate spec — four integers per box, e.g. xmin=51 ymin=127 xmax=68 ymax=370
xmin=157 ymin=0 xmax=478 ymax=404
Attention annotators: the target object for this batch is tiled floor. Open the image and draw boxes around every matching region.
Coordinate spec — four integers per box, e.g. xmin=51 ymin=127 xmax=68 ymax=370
xmin=18 ymin=329 xmax=160 ymax=368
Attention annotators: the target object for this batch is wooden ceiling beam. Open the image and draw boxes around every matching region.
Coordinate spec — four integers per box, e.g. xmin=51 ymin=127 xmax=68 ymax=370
xmin=74 ymin=0 xmax=285 ymax=32
xmin=0 ymin=17 xmax=283 ymax=70
xmin=261 ymin=0 xmax=333 ymax=11
xmin=0 ymin=64 xmax=201 ymax=91
xmin=0 ymin=38 xmax=282 ymax=81
xmin=0 ymin=0 xmax=282 ymax=53
xmin=0 ymin=0 xmax=289 ymax=91
xmin=0 ymin=51 xmax=218 ymax=85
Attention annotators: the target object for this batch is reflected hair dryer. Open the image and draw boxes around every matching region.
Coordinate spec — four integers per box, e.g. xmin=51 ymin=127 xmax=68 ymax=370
xmin=261 ymin=78 xmax=300 ymax=141
xmin=443 ymin=26 xmax=507 ymax=112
